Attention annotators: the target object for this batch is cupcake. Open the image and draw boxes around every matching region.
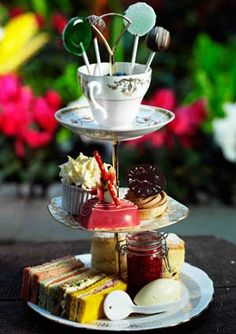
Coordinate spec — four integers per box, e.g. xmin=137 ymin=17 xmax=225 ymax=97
xmin=59 ymin=153 xmax=107 ymax=215
xmin=125 ymin=164 xmax=168 ymax=219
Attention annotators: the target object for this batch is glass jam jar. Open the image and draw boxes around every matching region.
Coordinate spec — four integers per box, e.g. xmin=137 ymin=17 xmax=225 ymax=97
xmin=125 ymin=231 xmax=167 ymax=297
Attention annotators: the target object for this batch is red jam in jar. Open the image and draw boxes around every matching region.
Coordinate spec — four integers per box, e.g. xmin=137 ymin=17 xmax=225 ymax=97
xmin=126 ymin=231 xmax=163 ymax=297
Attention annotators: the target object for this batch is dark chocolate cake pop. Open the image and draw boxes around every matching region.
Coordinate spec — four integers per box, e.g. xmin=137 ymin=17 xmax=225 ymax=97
xmin=146 ymin=26 xmax=171 ymax=52
xmin=86 ymin=15 xmax=106 ymax=35
xmin=127 ymin=164 xmax=166 ymax=198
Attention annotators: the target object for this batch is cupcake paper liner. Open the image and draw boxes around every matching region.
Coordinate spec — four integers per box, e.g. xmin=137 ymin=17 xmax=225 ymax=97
xmin=62 ymin=183 xmax=92 ymax=215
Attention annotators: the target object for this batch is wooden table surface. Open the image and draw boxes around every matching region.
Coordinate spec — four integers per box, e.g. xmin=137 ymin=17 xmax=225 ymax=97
xmin=1 ymin=236 xmax=236 ymax=334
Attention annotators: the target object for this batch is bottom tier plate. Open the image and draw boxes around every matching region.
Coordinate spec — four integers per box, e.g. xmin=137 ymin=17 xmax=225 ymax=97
xmin=27 ymin=254 xmax=214 ymax=331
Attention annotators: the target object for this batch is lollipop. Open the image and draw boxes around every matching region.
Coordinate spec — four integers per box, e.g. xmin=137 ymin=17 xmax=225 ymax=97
xmin=62 ymin=16 xmax=92 ymax=74
xmin=124 ymin=2 xmax=156 ymax=73
xmin=145 ymin=26 xmax=171 ymax=72
xmin=86 ymin=15 xmax=106 ymax=75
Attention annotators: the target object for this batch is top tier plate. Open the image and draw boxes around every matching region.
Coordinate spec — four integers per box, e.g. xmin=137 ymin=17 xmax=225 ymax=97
xmin=55 ymin=105 xmax=175 ymax=141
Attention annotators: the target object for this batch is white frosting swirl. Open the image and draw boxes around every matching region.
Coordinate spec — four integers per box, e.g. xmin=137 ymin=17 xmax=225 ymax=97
xmin=59 ymin=153 xmax=105 ymax=189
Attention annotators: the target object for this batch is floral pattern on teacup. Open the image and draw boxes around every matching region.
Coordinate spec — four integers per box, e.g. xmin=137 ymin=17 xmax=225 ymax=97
xmin=107 ymin=78 xmax=150 ymax=96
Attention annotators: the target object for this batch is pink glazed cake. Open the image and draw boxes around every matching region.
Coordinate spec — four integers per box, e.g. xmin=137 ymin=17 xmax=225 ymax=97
xmin=78 ymin=198 xmax=140 ymax=230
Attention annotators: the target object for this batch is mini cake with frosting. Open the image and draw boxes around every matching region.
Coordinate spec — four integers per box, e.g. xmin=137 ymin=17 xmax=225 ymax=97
xmin=126 ymin=164 xmax=167 ymax=219
xmin=59 ymin=153 xmax=109 ymax=215
xmin=78 ymin=151 xmax=140 ymax=230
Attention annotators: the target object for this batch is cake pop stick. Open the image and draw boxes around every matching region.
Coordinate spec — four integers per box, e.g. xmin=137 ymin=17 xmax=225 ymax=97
xmin=145 ymin=26 xmax=171 ymax=73
xmin=124 ymin=2 xmax=156 ymax=74
xmin=79 ymin=42 xmax=91 ymax=74
xmin=86 ymin=15 xmax=106 ymax=75
xmin=62 ymin=17 xmax=92 ymax=74
xmin=92 ymin=13 xmax=131 ymax=75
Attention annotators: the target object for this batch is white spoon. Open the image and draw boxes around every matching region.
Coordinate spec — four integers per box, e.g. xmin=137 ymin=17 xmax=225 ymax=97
xmin=104 ymin=290 xmax=185 ymax=321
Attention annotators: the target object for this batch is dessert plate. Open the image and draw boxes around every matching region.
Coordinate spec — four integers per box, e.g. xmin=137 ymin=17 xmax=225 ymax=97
xmin=28 ymin=254 xmax=214 ymax=331
xmin=48 ymin=188 xmax=189 ymax=232
xmin=55 ymin=105 xmax=175 ymax=141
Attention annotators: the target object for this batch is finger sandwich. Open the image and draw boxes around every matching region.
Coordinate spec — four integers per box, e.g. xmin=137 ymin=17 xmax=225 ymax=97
xmin=21 ymin=256 xmax=84 ymax=303
xmin=66 ymin=275 xmax=127 ymax=323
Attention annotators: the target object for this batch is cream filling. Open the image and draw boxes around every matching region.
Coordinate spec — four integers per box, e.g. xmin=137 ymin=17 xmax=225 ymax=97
xmin=126 ymin=191 xmax=166 ymax=209
xmin=61 ymin=274 xmax=105 ymax=312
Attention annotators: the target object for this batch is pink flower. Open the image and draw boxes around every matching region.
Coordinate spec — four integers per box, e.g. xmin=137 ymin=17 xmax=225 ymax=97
xmin=17 ymin=86 xmax=34 ymax=108
xmin=0 ymin=74 xmax=62 ymax=157
xmin=0 ymin=74 xmax=20 ymax=104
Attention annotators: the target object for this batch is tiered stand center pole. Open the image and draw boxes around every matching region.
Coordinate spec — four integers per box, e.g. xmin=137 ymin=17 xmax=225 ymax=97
xmin=112 ymin=140 xmax=121 ymax=277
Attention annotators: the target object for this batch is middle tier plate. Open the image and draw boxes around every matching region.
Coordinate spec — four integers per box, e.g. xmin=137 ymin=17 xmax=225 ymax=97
xmin=55 ymin=104 xmax=175 ymax=141
xmin=48 ymin=188 xmax=189 ymax=233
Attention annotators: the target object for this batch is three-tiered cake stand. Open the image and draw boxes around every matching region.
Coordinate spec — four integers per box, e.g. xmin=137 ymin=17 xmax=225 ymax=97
xmin=28 ymin=103 xmax=214 ymax=331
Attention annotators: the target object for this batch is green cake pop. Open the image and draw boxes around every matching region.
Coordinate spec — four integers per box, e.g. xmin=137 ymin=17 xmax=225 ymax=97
xmin=124 ymin=2 xmax=156 ymax=73
xmin=62 ymin=16 xmax=92 ymax=73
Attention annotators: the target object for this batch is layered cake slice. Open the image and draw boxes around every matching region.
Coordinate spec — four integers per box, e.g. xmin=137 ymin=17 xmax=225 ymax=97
xmin=162 ymin=233 xmax=185 ymax=279
xmin=21 ymin=256 xmax=84 ymax=303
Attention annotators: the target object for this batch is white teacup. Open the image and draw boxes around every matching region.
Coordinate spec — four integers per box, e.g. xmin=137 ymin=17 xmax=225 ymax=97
xmin=78 ymin=62 xmax=152 ymax=129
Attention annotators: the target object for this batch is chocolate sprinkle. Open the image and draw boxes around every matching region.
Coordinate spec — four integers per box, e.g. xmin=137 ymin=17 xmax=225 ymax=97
xmin=127 ymin=164 xmax=166 ymax=198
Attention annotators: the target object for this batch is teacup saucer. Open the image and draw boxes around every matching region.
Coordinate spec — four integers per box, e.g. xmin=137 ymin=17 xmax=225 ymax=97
xmin=55 ymin=104 xmax=175 ymax=141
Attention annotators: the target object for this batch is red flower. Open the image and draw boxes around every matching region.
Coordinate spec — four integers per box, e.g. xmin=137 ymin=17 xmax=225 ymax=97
xmin=23 ymin=129 xmax=52 ymax=148
xmin=33 ymin=97 xmax=58 ymax=132
xmin=0 ymin=102 xmax=29 ymax=136
xmin=125 ymin=131 xmax=166 ymax=149
xmin=144 ymin=88 xmax=176 ymax=110
xmin=15 ymin=139 xmax=25 ymax=157
xmin=9 ymin=7 xmax=25 ymax=18
xmin=170 ymin=100 xmax=206 ymax=135
xmin=52 ymin=13 xmax=67 ymax=34
xmin=45 ymin=90 xmax=62 ymax=109
xmin=169 ymin=99 xmax=206 ymax=148
xmin=35 ymin=14 xmax=45 ymax=28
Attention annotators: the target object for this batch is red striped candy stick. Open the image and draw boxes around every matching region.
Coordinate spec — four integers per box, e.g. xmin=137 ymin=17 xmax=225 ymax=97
xmin=93 ymin=151 xmax=120 ymax=206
